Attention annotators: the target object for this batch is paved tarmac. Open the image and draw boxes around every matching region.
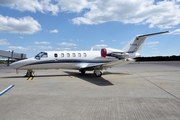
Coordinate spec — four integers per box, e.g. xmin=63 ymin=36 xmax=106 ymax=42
xmin=0 ymin=61 xmax=180 ymax=120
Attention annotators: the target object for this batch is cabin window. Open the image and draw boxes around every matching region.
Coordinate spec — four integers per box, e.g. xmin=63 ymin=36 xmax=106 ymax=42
xmin=61 ymin=53 xmax=64 ymax=57
xmin=67 ymin=53 xmax=70 ymax=57
xmin=54 ymin=53 xmax=58 ymax=57
xmin=78 ymin=53 xmax=81 ymax=57
xmin=35 ymin=52 xmax=48 ymax=60
xmin=72 ymin=53 xmax=76 ymax=57
xmin=83 ymin=53 xmax=87 ymax=57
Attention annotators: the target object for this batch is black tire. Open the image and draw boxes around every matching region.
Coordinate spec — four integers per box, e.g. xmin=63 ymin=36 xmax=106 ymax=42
xmin=94 ymin=71 xmax=102 ymax=77
xmin=80 ymin=70 xmax=86 ymax=74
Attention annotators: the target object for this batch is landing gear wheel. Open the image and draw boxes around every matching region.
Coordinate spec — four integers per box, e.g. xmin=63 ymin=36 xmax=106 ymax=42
xmin=79 ymin=70 xmax=86 ymax=74
xmin=24 ymin=70 xmax=34 ymax=77
xmin=94 ymin=70 xmax=102 ymax=77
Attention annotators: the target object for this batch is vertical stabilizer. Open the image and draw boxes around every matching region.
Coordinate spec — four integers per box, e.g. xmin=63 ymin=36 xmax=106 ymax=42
xmin=122 ymin=31 xmax=169 ymax=53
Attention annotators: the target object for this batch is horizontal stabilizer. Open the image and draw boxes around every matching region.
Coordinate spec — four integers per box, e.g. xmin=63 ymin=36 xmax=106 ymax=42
xmin=137 ymin=31 xmax=169 ymax=38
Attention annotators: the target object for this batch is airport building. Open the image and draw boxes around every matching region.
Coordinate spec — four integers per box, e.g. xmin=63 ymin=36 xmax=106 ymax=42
xmin=0 ymin=50 xmax=26 ymax=65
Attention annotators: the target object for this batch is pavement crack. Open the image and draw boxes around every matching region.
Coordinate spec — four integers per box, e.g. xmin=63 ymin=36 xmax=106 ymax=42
xmin=135 ymin=72 xmax=180 ymax=101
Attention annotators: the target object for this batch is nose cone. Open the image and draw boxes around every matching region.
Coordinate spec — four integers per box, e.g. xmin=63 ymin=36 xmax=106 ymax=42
xmin=10 ymin=58 xmax=32 ymax=69
xmin=10 ymin=61 xmax=22 ymax=69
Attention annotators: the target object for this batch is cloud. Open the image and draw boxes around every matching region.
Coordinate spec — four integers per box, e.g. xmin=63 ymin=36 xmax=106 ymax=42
xmin=2 ymin=1 xmax=180 ymax=29
xmin=0 ymin=0 xmax=88 ymax=15
xmin=100 ymin=40 xmax=105 ymax=42
xmin=50 ymin=29 xmax=58 ymax=33
xmin=0 ymin=15 xmax=41 ymax=34
xmin=92 ymin=44 xmax=108 ymax=49
xmin=148 ymin=45 xmax=157 ymax=48
xmin=58 ymin=0 xmax=89 ymax=13
xmin=34 ymin=41 xmax=50 ymax=44
xmin=58 ymin=42 xmax=77 ymax=47
xmin=147 ymin=41 xmax=159 ymax=49
xmin=121 ymin=41 xmax=125 ymax=44
xmin=22 ymin=46 xmax=53 ymax=51
xmin=8 ymin=45 xmax=53 ymax=51
xmin=35 ymin=46 xmax=53 ymax=50
xmin=0 ymin=39 xmax=10 ymax=45
xmin=8 ymin=46 xmax=28 ymax=50
xmin=147 ymin=41 xmax=159 ymax=45
xmin=57 ymin=41 xmax=78 ymax=50
xmin=0 ymin=0 xmax=59 ymax=15
xmin=19 ymin=36 xmax=24 ymax=39
xmin=71 ymin=0 xmax=180 ymax=29
xmin=169 ymin=29 xmax=180 ymax=34
xmin=56 ymin=48 xmax=71 ymax=51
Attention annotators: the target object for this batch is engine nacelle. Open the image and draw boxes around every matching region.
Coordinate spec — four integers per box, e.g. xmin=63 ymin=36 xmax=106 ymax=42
xmin=101 ymin=48 xmax=129 ymax=58
xmin=101 ymin=48 xmax=107 ymax=57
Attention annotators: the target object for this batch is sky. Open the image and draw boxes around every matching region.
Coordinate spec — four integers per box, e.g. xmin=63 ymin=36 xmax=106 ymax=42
xmin=0 ymin=0 xmax=180 ymax=58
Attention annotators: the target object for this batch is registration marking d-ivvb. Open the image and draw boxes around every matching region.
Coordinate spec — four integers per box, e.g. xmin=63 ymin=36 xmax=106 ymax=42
xmin=0 ymin=85 xmax=14 ymax=96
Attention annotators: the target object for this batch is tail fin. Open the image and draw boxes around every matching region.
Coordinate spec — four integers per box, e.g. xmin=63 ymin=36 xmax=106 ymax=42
xmin=122 ymin=31 xmax=169 ymax=53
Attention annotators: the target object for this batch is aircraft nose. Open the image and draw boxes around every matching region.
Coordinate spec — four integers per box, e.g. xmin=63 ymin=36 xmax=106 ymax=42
xmin=9 ymin=62 xmax=21 ymax=69
xmin=10 ymin=58 xmax=32 ymax=69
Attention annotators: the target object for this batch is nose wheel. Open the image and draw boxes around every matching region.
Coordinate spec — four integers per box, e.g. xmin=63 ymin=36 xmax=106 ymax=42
xmin=94 ymin=70 xmax=102 ymax=77
xmin=24 ymin=70 xmax=34 ymax=77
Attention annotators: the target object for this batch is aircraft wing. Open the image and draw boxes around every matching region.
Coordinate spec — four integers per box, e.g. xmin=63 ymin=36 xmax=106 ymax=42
xmin=79 ymin=60 xmax=131 ymax=71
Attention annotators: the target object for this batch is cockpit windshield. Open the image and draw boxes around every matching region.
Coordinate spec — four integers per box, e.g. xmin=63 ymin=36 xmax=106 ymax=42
xmin=35 ymin=52 xmax=48 ymax=60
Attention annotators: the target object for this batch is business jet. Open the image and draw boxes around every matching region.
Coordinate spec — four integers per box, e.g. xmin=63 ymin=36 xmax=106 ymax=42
xmin=10 ymin=31 xmax=169 ymax=77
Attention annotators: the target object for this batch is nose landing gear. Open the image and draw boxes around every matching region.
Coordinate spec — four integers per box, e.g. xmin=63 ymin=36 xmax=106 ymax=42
xmin=24 ymin=70 xmax=34 ymax=77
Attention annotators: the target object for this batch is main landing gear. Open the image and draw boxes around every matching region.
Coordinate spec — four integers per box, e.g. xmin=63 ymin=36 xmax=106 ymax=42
xmin=94 ymin=69 xmax=102 ymax=77
xmin=79 ymin=69 xmax=86 ymax=74
xmin=79 ymin=69 xmax=102 ymax=77
xmin=24 ymin=70 xmax=34 ymax=77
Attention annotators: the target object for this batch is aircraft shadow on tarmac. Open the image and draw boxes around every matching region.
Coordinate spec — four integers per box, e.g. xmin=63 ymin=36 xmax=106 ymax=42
xmin=0 ymin=74 xmax=68 ymax=79
xmin=1 ymin=73 xmax=113 ymax=86
xmin=1 ymin=76 xmax=25 ymax=78
xmin=102 ymin=71 xmax=131 ymax=76
xmin=64 ymin=71 xmax=132 ymax=86
xmin=63 ymin=71 xmax=114 ymax=86
xmin=1 ymin=71 xmax=130 ymax=86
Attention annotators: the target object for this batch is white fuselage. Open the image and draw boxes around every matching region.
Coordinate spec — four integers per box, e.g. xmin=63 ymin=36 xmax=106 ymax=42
xmin=10 ymin=50 xmax=121 ymax=70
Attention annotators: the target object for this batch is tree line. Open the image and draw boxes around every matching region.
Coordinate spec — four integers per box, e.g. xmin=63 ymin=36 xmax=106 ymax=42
xmin=0 ymin=60 xmax=16 ymax=64
xmin=135 ymin=55 xmax=180 ymax=61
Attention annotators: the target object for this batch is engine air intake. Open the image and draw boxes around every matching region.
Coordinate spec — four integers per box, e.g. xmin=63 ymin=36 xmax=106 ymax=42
xmin=101 ymin=48 xmax=107 ymax=57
